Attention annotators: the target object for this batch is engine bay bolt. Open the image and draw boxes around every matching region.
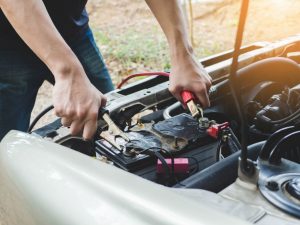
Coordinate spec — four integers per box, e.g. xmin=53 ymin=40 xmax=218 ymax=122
xmin=199 ymin=117 xmax=210 ymax=128
xmin=137 ymin=121 xmax=144 ymax=128
xmin=266 ymin=180 xmax=279 ymax=191
xmin=174 ymin=137 xmax=179 ymax=149
xmin=222 ymin=135 xmax=228 ymax=142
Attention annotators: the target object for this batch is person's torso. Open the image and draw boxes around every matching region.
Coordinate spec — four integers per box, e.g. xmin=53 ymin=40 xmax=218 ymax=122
xmin=0 ymin=0 xmax=89 ymax=48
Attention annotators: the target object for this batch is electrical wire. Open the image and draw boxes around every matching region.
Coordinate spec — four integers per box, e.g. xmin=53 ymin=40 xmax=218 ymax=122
xmin=172 ymin=156 xmax=200 ymax=187
xmin=154 ymin=151 xmax=172 ymax=182
xmin=27 ymin=105 xmax=54 ymax=133
xmin=135 ymin=146 xmax=163 ymax=155
xmin=161 ymin=149 xmax=175 ymax=180
xmin=137 ymin=147 xmax=177 ymax=185
xmin=228 ymin=127 xmax=242 ymax=150
xmin=228 ymin=0 xmax=253 ymax=174
xmin=257 ymin=107 xmax=300 ymax=125
xmin=162 ymin=150 xmax=199 ymax=182
xmin=117 ymin=72 xmax=170 ymax=89
xmin=136 ymin=147 xmax=172 ymax=180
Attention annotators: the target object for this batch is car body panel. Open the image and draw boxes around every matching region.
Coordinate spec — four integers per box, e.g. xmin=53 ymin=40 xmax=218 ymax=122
xmin=0 ymin=131 xmax=249 ymax=225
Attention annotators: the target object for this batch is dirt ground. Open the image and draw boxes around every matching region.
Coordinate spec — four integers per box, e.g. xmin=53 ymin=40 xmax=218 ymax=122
xmin=31 ymin=0 xmax=300 ymax=127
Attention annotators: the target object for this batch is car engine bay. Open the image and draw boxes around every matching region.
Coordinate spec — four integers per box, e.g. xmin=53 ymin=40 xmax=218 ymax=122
xmin=11 ymin=1 xmax=298 ymax=221
xmin=24 ymin=32 xmax=300 ymax=223
xmin=1 ymin=0 xmax=300 ymax=224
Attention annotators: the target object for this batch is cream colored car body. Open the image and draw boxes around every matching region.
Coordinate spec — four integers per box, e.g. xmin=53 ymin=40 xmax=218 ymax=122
xmin=0 ymin=131 xmax=249 ymax=225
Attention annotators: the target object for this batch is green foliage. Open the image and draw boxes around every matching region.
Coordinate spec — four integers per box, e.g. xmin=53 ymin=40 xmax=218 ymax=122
xmin=92 ymin=26 xmax=225 ymax=78
xmin=195 ymin=41 xmax=224 ymax=57
xmin=93 ymin=27 xmax=171 ymax=71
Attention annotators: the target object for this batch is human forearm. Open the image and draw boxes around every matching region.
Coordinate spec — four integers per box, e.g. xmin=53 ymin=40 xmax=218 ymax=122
xmin=0 ymin=0 xmax=81 ymax=78
xmin=0 ymin=0 xmax=107 ymax=140
xmin=145 ymin=0 xmax=192 ymax=59
xmin=145 ymin=0 xmax=211 ymax=107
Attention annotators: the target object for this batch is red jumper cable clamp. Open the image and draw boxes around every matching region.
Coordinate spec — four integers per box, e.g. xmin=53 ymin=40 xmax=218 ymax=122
xmin=207 ymin=122 xmax=230 ymax=139
xmin=181 ymin=90 xmax=203 ymax=119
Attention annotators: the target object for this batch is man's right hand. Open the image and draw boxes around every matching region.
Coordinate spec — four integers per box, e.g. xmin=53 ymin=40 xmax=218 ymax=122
xmin=52 ymin=64 xmax=106 ymax=140
xmin=0 ymin=0 xmax=107 ymax=140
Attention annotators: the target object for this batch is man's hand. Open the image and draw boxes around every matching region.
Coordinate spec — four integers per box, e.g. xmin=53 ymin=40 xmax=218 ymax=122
xmin=169 ymin=53 xmax=211 ymax=108
xmin=53 ymin=64 xmax=106 ymax=140
xmin=0 ymin=0 xmax=105 ymax=139
xmin=145 ymin=0 xmax=211 ymax=107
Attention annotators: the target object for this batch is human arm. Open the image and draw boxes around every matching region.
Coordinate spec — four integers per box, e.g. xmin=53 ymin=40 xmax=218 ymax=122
xmin=145 ymin=0 xmax=211 ymax=107
xmin=0 ymin=0 xmax=105 ymax=139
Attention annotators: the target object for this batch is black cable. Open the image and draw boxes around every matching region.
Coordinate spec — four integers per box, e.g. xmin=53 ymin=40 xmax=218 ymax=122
xmin=163 ymin=150 xmax=199 ymax=179
xmin=228 ymin=0 xmax=254 ymax=175
xmin=161 ymin=149 xmax=175 ymax=179
xmin=257 ymin=107 xmax=300 ymax=125
xmin=162 ymin=151 xmax=198 ymax=186
xmin=228 ymin=127 xmax=242 ymax=149
xmin=27 ymin=105 xmax=54 ymax=133
xmin=269 ymin=130 xmax=300 ymax=164
xmin=154 ymin=151 xmax=172 ymax=184
xmin=136 ymin=147 xmax=172 ymax=183
xmin=137 ymin=147 xmax=198 ymax=185
xmin=136 ymin=146 xmax=165 ymax=155
xmin=139 ymin=147 xmax=200 ymax=186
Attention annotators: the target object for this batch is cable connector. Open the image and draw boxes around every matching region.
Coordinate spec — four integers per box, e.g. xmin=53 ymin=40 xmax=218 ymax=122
xmin=186 ymin=100 xmax=200 ymax=118
xmin=99 ymin=107 xmax=130 ymax=142
xmin=181 ymin=90 xmax=203 ymax=118
xmin=207 ymin=122 xmax=229 ymax=139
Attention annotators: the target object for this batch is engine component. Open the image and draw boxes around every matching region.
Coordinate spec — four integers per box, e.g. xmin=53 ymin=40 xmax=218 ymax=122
xmin=254 ymin=86 xmax=300 ymax=133
xmin=258 ymin=127 xmax=300 ymax=218
xmin=95 ymin=138 xmax=153 ymax=171
xmin=95 ymin=113 xmax=219 ymax=174
xmin=152 ymin=113 xmax=207 ymax=150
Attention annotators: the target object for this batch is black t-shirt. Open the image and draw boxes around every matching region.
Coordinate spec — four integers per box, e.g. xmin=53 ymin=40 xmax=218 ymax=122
xmin=0 ymin=0 xmax=89 ymax=47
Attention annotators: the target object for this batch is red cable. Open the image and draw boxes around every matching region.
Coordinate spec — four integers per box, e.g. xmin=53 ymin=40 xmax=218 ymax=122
xmin=117 ymin=72 xmax=170 ymax=89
